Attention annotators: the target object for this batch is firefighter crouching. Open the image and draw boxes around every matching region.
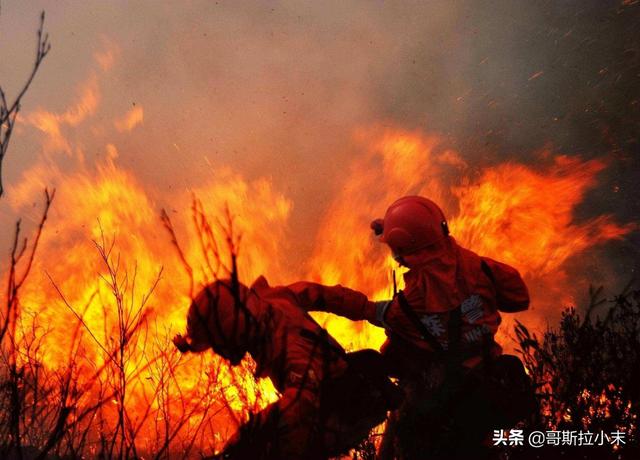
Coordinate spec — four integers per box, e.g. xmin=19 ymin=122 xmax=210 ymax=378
xmin=172 ymin=276 xmax=400 ymax=460
xmin=373 ymin=196 xmax=536 ymax=459
xmin=302 ymin=196 xmax=536 ymax=459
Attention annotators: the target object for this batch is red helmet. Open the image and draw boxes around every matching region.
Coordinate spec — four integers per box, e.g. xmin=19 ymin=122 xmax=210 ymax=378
xmin=371 ymin=196 xmax=449 ymax=257
xmin=186 ymin=279 xmax=253 ymax=365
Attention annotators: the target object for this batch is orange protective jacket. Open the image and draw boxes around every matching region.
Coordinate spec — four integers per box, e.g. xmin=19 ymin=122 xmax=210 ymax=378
xmin=299 ymin=236 xmax=530 ymax=372
xmin=212 ymin=276 xmax=371 ymax=459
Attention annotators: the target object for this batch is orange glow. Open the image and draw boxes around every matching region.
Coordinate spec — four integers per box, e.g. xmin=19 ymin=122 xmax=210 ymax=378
xmin=5 ymin=151 xmax=290 ymax=452
xmin=451 ymin=155 xmax=632 ymax=278
xmin=307 ymin=129 xmax=633 ymax=352
xmin=3 ymin=110 xmax=633 ymax=453
xmin=24 ymin=74 xmax=101 ymax=157
xmin=114 ymin=105 xmax=144 ymax=132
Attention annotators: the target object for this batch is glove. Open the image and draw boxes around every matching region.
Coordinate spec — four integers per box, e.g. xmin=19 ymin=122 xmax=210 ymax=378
xmin=172 ymin=334 xmax=191 ymax=353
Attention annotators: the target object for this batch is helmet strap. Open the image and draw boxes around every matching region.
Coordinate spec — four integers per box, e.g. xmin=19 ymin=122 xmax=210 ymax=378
xmin=393 ymin=253 xmax=407 ymax=267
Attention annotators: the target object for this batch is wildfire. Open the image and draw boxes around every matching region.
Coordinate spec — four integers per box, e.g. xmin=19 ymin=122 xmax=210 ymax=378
xmin=307 ymin=129 xmax=632 ymax=351
xmin=1 ymin=69 xmax=634 ymax=456
xmin=4 ymin=145 xmax=290 ymax=452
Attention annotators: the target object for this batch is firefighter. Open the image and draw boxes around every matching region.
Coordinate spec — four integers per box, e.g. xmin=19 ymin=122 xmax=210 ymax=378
xmin=304 ymin=196 xmax=534 ymax=459
xmin=368 ymin=196 xmax=530 ymax=369
xmin=172 ymin=275 xmax=398 ymax=460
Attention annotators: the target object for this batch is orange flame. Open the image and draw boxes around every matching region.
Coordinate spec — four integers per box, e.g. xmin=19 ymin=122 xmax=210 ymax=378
xmin=307 ymin=129 xmax=633 ymax=351
xmin=1 ymin=70 xmax=634 ymax=453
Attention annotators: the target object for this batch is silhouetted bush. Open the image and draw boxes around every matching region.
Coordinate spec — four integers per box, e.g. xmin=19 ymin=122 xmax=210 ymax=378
xmin=514 ymin=286 xmax=639 ymax=459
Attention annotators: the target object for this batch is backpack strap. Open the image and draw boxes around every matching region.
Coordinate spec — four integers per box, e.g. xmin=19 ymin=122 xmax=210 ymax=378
xmin=395 ymin=290 xmax=488 ymax=368
xmin=395 ymin=290 xmax=445 ymax=353
xmin=448 ymin=306 xmax=463 ymax=355
xmin=481 ymin=259 xmax=496 ymax=284
xmin=299 ymin=327 xmax=346 ymax=358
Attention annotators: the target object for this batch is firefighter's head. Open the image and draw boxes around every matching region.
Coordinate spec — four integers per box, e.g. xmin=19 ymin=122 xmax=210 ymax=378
xmin=371 ymin=196 xmax=450 ymax=263
xmin=181 ymin=279 xmax=254 ymax=365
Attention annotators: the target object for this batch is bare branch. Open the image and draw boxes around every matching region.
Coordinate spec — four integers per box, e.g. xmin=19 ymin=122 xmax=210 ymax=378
xmin=0 ymin=11 xmax=51 ymax=197
xmin=1 ymin=188 xmax=55 ymax=345
xmin=161 ymin=209 xmax=194 ymax=298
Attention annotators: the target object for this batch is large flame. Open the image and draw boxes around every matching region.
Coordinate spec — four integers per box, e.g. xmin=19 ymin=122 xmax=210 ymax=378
xmin=306 ymin=130 xmax=632 ymax=351
xmin=5 ymin=143 xmax=291 ymax=452
xmin=1 ymin=64 xmax=633 ymax=455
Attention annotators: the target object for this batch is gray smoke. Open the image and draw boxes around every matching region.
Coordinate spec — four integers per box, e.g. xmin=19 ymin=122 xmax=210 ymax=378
xmin=1 ymin=0 xmax=638 ymax=294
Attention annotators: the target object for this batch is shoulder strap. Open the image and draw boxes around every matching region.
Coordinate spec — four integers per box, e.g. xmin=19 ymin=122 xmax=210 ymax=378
xmin=395 ymin=290 xmax=444 ymax=353
xmin=299 ymin=327 xmax=346 ymax=358
xmin=481 ymin=259 xmax=496 ymax=284
xmin=448 ymin=306 xmax=462 ymax=354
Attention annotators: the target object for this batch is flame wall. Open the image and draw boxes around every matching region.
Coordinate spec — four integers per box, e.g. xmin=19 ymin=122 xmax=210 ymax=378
xmin=1 ymin=0 xmax=638 ymax=455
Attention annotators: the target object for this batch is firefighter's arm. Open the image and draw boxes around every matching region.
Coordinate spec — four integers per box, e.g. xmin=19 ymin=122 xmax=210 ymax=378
xmin=172 ymin=333 xmax=210 ymax=353
xmin=369 ymin=277 xmax=427 ymax=332
xmin=481 ymin=257 xmax=530 ymax=312
xmin=287 ymin=281 xmax=379 ymax=325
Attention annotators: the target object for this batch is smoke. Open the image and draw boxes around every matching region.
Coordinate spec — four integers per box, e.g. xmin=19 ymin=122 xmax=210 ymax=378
xmin=1 ymin=0 xmax=638 ymax=295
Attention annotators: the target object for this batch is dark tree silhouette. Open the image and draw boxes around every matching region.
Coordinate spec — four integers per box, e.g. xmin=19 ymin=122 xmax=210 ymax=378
xmin=0 ymin=10 xmax=50 ymax=198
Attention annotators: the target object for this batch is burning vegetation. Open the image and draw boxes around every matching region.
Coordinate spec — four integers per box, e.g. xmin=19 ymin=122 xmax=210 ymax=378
xmin=1 ymin=5 xmax=639 ymax=460
xmin=513 ymin=287 xmax=640 ymax=459
xmin=1 ymin=128 xmax=637 ymax=458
